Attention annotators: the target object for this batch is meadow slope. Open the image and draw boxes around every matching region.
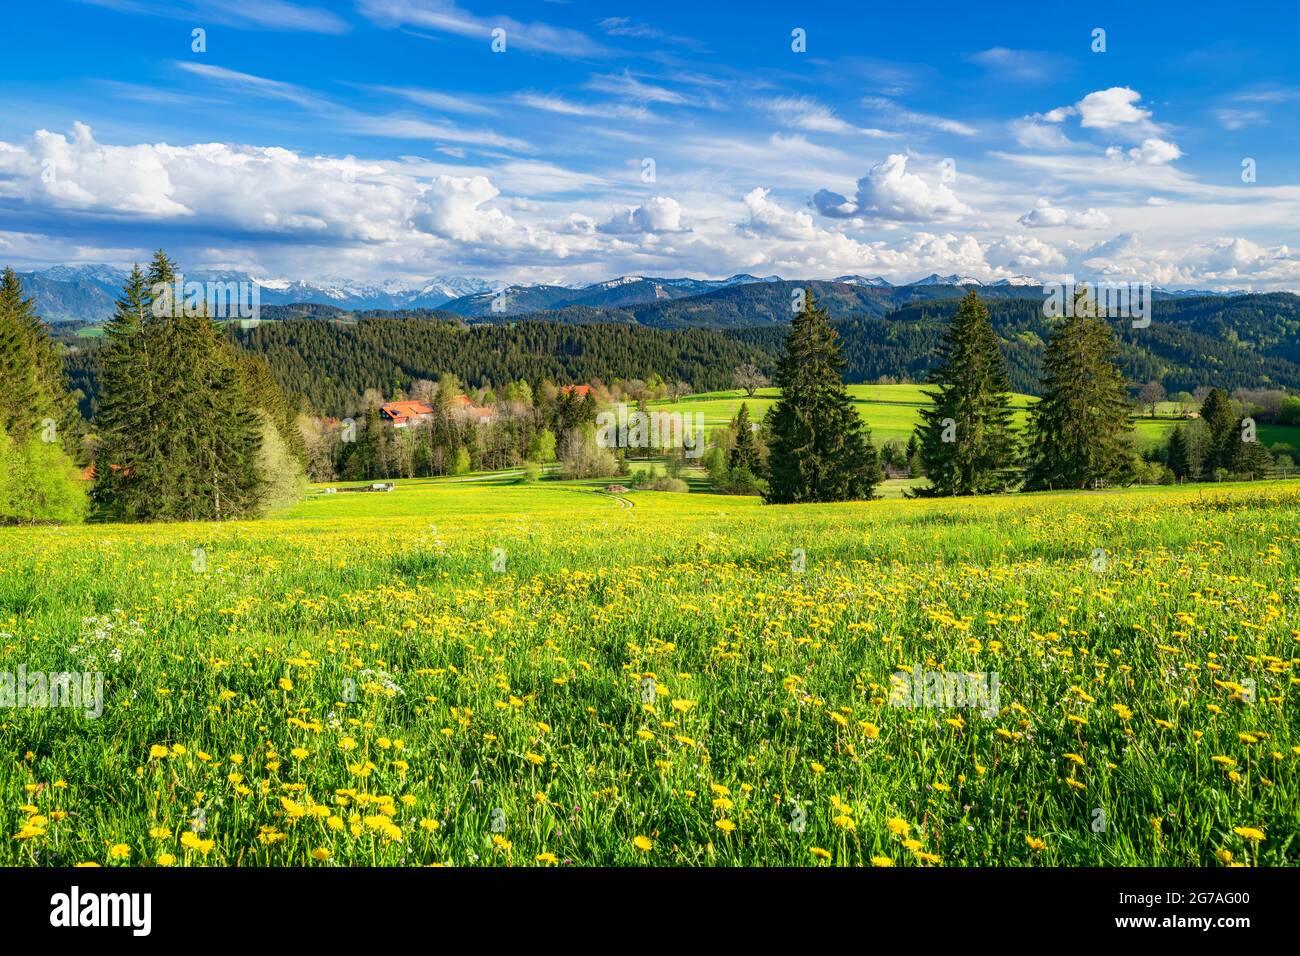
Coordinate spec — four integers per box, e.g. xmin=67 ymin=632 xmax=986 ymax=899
xmin=1 ymin=477 xmax=1297 ymax=866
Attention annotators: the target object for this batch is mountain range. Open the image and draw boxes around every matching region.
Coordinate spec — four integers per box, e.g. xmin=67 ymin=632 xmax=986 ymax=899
xmin=19 ymin=264 xmax=1250 ymax=325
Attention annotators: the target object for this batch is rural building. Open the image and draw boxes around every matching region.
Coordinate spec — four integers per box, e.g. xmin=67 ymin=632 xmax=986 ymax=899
xmin=380 ymin=400 xmax=434 ymax=427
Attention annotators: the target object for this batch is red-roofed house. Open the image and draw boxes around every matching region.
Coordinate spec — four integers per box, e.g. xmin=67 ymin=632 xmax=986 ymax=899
xmin=381 ymin=396 xmax=495 ymax=426
xmin=380 ymin=400 xmax=434 ymax=427
xmin=561 ymin=384 xmax=593 ymax=398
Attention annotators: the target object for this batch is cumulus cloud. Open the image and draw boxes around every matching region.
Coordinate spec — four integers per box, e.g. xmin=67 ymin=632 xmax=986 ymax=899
xmin=812 ymin=154 xmax=973 ymax=222
xmin=1076 ymin=87 xmax=1153 ymax=130
xmin=598 ymin=196 xmax=684 ymax=234
xmin=741 ymin=187 xmax=817 ymax=240
xmin=1115 ymin=138 xmax=1183 ymax=165
xmin=1018 ymin=198 xmax=1112 ymax=229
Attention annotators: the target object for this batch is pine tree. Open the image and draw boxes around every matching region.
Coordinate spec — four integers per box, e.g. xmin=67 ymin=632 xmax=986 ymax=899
xmin=1232 ymin=436 xmax=1273 ymax=479
xmin=1024 ymin=290 xmax=1136 ymax=490
xmin=728 ymin=402 xmax=760 ymax=474
xmin=0 ymin=270 xmax=88 ymax=523
xmin=95 ymin=253 xmax=265 ymax=520
xmin=1166 ymin=426 xmax=1190 ymax=481
xmin=764 ymin=296 xmax=881 ymax=503
xmin=0 ymin=269 xmax=46 ymax=442
xmin=1198 ymin=388 xmax=1237 ymax=473
xmin=914 ymin=290 xmax=1019 ymax=496
xmin=905 ymin=432 xmax=923 ymax=478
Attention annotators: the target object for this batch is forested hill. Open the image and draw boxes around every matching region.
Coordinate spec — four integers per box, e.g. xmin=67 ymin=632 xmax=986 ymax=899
xmin=63 ymin=318 xmax=771 ymax=419
xmin=59 ymin=292 xmax=1300 ymax=419
xmin=725 ymin=293 xmax=1300 ymax=396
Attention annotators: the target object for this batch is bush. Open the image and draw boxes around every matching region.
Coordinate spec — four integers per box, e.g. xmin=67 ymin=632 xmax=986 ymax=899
xmin=634 ymin=475 xmax=688 ymax=493
xmin=518 ymin=461 xmax=542 ymax=484
xmin=0 ymin=425 xmax=88 ymax=524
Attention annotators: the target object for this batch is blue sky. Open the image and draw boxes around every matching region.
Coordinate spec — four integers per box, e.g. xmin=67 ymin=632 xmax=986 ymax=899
xmin=1 ymin=0 xmax=1298 ymax=288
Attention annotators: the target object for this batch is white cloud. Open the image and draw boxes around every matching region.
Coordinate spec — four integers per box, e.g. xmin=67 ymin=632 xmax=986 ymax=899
xmin=1018 ymin=197 xmax=1112 ymax=229
xmin=598 ymin=197 xmax=684 ymax=234
xmin=758 ymin=96 xmax=893 ymax=137
xmin=1076 ymin=87 xmax=1153 ymax=130
xmin=1122 ymin=138 xmax=1183 ymax=165
xmin=861 ymin=97 xmax=977 ymax=136
xmin=357 ymin=0 xmax=611 ymax=56
xmin=77 ymin=0 xmax=349 ymax=34
xmin=586 ymin=70 xmax=688 ymax=104
xmin=813 ymin=154 xmax=973 ymax=222
xmin=968 ymin=48 xmax=1054 ymax=82
xmin=1011 ymin=119 xmax=1073 ymax=150
xmin=741 ymin=187 xmax=817 ymax=240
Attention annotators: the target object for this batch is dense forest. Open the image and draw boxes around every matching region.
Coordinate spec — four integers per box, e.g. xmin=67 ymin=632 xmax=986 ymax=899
xmin=65 ymin=318 xmax=770 ymax=418
xmin=60 ymin=291 xmax=1300 ymax=417
xmin=726 ymin=294 xmax=1300 ymax=396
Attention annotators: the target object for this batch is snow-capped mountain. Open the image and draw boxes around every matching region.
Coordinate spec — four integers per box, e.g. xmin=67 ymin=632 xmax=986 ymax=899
xmin=989 ymin=276 xmax=1040 ymax=287
xmin=17 ymin=265 xmax=496 ymax=322
xmin=833 ymin=275 xmax=894 ymax=288
xmin=910 ymin=273 xmax=985 ymax=287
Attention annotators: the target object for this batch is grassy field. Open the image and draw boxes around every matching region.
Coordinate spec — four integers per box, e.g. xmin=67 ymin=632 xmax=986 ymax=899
xmin=1 ymin=474 xmax=1297 ymax=868
xmin=649 ymin=385 xmax=1300 ymax=454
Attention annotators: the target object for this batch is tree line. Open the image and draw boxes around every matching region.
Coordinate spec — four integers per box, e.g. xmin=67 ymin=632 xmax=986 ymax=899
xmin=706 ymin=288 xmax=1292 ymax=504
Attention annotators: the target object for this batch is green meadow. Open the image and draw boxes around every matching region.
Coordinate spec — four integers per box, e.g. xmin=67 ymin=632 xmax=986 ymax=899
xmin=2 ymin=474 xmax=1297 ymax=867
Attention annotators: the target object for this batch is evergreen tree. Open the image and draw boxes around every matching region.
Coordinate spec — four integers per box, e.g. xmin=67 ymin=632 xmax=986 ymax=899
xmin=1024 ymin=290 xmax=1136 ymax=490
xmin=914 ymin=290 xmax=1019 ymax=496
xmin=1232 ymin=437 xmax=1273 ymax=479
xmin=764 ymin=296 xmax=881 ymax=503
xmin=905 ymin=432 xmax=923 ymax=478
xmin=728 ymin=402 xmax=760 ymax=474
xmin=0 ymin=269 xmax=43 ymax=442
xmin=95 ymin=252 xmax=265 ymax=520
xmin=0 ymin=269 xmax=87 ymax=523
xmin=1166 ymin=426 xmax=1191 ymax=481
xmin=1198 ymin=388 xmax=1238 ymax=473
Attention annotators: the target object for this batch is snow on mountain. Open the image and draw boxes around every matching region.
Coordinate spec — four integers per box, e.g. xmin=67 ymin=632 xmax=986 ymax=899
xmin=833 ymin=275 xmax=894 ymax=288
xmin=989 ymin=276 xmax=1039 ymax=287
xmin=909 ymin=273 xmax=985 ymax=287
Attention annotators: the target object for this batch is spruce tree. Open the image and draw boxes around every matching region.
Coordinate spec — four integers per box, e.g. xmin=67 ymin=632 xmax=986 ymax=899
xmin=914 ymin=290 xmax=1019 ymax=496
xmin=1023 ymin=290 xmax=1136 ymax=490
xmin=764 ymin=295 xmax=881 ymax=503
xmin=905 ymin=432 xmax=923 ymax=478
xmin=0 ymin=268 xmax=87 ymax=523
xmin=1197 ymin=388 xmax=1237 ymax=473
xmin=728 ymin=402 xmax=760 ymax=474
xmin=95 ymin=253 xmax=264 ymax=520
xmin=1166 ymin=426 xmax=1190 ymax=481
xmin=0 ymin=269 xmax=46 ymax=442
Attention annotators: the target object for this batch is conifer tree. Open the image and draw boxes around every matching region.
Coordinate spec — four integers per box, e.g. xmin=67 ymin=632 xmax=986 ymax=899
xmin=914 ymin=290 xmax=1019 ymax=495
xmin=1166 ymin=426 xmax=1190 ymax=481
xmin=1197 ymin=388 xmax=1238 ymax=473
xmin=1023 ymin=289 xmax=1136 ymax=490
xmin=764 ymin=295 xmax=880 ymax=503
xmin=728 ymin=402 xmax=760 ymax=474
xmin=95 ymin=252 xmax=264 ymax=520
xmin=905 ymin=431 xmax=923 ymax=478
xmin=0 ymin=268 xmax=87 ymax=522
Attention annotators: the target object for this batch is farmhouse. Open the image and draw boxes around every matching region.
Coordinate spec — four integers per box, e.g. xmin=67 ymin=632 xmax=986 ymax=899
xmin=560 ymin=384 xmax=594 ymax=398
xmin=380 ymin=396 xmax=495 ymax=427
xmin=380 ymin=400 xmax=434 ymax=428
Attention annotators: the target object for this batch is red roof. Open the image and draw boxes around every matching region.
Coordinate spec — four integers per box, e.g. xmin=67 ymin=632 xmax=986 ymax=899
xmin=380 ymin=400 xmax=434 ymax=425
xmin=561 ymin=384 xmax=593 ymax=397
